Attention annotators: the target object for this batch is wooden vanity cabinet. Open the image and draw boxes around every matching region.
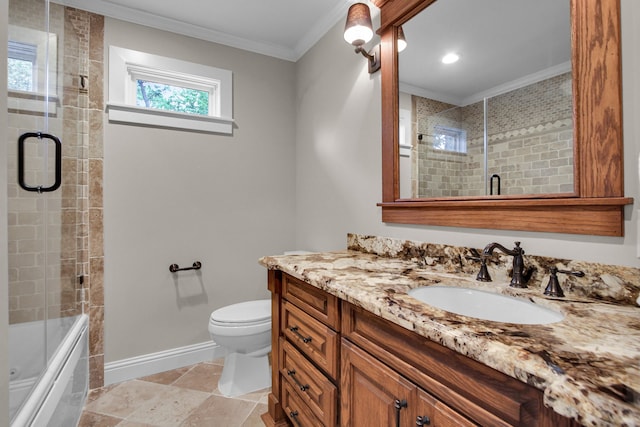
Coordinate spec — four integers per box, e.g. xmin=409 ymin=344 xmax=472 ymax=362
xmin=263 ymin=271 xmax=578 ymax=427
xmin=341 ymin=302 xmax=578 ymax=427
xmin=342 ymin=339 xmax=479 ymax=427
xmin=266 ymin=271 xmax=341 ymax=427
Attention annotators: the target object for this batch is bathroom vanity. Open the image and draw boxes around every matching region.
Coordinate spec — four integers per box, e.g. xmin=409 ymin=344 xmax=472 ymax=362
xmin=259 ymin=235 xmax=640 ymax=427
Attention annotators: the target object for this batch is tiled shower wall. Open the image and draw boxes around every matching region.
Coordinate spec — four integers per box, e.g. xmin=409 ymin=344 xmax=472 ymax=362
xmin=7 ymin=0 xmax=105 ymax=389
xmin=412 ymin=72 xmax=573 ymax=198
xmin=86 ymin=9 xmax=105 ymax=389
xmin=8 ymin=0 xmax=66 ymax=324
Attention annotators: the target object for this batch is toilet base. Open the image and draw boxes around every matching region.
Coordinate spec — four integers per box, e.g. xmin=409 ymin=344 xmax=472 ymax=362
xmin=217 ymin=352 xmax=271 ymax=397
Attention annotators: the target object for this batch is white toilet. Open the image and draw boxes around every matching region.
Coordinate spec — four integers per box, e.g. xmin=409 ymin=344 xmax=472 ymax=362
xmin=208 ymin=299 xmax=272 ymax=397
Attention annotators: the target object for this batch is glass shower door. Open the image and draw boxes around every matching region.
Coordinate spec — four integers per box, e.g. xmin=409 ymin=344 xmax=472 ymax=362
xmin=7 ymin=0 xmax=83 ymax=420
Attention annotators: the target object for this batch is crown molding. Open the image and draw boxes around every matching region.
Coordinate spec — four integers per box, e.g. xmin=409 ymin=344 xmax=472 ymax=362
xmin=293 ymin=1 xmax=354 ymax=60
xmin=52 ymin=0 xmax=358 ymax=62
xmin=401 ymin=61 xmax=572 ymax=107
xmin=52 ymin=0 xmax=296 ymax=60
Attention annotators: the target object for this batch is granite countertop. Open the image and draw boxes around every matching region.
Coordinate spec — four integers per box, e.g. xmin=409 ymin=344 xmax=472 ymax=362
xmin=259 ymin=235 xmax=640 ymax=427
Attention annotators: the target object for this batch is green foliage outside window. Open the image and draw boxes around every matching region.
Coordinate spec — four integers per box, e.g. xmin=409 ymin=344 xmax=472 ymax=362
xmin=136 ymin=80 xmax=209 ymax=116
xmin=8 ymin=58 xmax=34 ymax=91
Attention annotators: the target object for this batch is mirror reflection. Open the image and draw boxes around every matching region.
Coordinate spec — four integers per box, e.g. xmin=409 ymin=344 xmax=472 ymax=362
xmin=398 ymin=0 xmax=572 ymax=199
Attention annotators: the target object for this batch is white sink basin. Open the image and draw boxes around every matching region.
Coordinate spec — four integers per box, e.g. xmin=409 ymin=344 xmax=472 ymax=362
xmin=407 ymin=286 xmax=564 ymax=325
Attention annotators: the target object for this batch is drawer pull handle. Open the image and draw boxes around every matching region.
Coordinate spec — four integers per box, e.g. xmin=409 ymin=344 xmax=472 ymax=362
xmin=289 ymin=326 xmax=312 ymax=343
xmin=394 ymin=399 xmax=408 ymax=427
xmin=287 ymin=369 xmax=310 ymax=392
xmin=290 ymin=410 xmax=303 ymax=427
xmin=416 ymin=415 xmax=431 ymax=425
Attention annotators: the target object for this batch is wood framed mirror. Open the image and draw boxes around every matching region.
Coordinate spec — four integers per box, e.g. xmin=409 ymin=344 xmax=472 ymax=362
xmin=375 ymin=0 xmax=633 ymax=236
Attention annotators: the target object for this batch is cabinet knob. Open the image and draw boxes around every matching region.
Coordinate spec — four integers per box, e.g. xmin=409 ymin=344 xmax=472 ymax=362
xmin=286 ymin=369 xmax=310 ymax=392
xmin=289 ymin=326 xmax=313 ymax=343
xmin=394 ymin=399 xmax=408 ymax=427
xmin=416 ymin=415 xmax=431 ymax=425
xmin=289 ymin=410 xmax=302 ymax=427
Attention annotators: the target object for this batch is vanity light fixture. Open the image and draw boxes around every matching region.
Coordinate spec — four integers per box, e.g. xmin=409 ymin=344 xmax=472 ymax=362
xmin=442 ymin=52 xmax=460 ymax=64
xmin=344 ymin=2 xmax=381 ymax=73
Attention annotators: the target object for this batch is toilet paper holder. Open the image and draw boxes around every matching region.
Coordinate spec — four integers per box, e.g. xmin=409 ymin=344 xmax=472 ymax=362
xmin=169 ymin=261 xmax=202 ymax=273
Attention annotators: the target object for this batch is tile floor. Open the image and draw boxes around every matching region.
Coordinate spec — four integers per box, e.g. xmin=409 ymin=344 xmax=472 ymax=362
xmin=78 ymin=359 xmax=268 ymax=427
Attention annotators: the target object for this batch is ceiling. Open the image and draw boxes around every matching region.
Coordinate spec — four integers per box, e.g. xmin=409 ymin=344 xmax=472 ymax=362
xmin=53 ymin=0 xmax=571 ymax=104
xmin=399 ymin=0 xmax=571 ymax=106
xmin=54 ymin=0 xmax=367 ymax=61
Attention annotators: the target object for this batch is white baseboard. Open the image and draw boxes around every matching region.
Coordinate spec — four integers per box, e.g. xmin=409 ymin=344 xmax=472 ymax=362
xmin=104 ymin=341 xmax=225 ymax=386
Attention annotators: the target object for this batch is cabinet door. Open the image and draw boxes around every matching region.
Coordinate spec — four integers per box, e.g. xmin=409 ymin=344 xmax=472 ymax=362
xmin=341 ymin=340 xmax=416 ymax=427
xmin=416 ymin=388 xmax=479 ymax=427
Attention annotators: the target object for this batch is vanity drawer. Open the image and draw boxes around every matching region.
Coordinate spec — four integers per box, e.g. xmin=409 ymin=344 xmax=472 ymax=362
xmin=418 ymin=388 xmax=479 ymax=427
xmin=282 ymin=380 xmax=324 ymax=427
xmin=282 ymin=273 xmax=340 ymax=329
xmin=280 ymin=338 xmax=337 ymax=426
xmin=282 ymin=300 xmax=339 ymax=379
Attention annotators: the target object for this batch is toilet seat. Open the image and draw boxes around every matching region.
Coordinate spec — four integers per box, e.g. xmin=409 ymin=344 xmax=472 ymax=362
xmin=209 ymin=299 xmax=271 ymax=337
xmin=209 ymin=299 xmax=271 ymax=326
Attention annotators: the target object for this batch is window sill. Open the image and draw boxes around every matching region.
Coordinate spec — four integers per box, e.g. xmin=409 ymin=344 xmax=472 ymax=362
xmin=8 ymin=91 xmax=59 ymax=116
xmin=106 ymin=103 xmax=234 ymax=134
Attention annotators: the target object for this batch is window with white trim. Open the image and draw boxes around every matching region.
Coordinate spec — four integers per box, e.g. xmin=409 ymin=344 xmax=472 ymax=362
xmin=7 ymin=25 xmax=59 ymax=114
xmin=107 ymin=46 xmax=234 ymax=134
xmin=8 ymin=40 xmax=37 ymax=92
xmin=433 ymin=125 xmax=467 ymax=153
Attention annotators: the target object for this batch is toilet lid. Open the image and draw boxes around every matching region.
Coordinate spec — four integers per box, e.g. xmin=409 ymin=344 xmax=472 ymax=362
xmin=210 ymin=299 xmax=271 ymax=324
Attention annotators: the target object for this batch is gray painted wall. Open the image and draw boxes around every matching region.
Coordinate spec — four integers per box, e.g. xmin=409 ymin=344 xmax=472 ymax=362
xmin=294 ymin=1 xmax=640 ymax=268
xmin=103 ymin=18 xmax=297 ymax=362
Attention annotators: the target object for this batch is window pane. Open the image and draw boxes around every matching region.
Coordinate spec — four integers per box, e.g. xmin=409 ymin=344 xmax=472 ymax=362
xmin=8 ymin=57 xmax=34 ymax=91
xmin=8 ymin=40 xmax=37 ymax=91
xmin=136 ymin=80 xmax=209 ymax=116
xmin=433 ymin=125 xmax=467 ymax=153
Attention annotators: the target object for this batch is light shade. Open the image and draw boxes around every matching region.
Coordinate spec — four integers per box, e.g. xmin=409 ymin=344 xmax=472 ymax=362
xmin=397 ymin=26 xmax=407 ymax=52
xmin=344 ymin=3 xmax=374 ymax=46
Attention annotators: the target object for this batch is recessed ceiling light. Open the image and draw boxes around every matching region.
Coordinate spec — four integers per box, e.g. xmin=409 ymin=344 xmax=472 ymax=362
xmin=442 ymin=53 xmax=460 ymax=64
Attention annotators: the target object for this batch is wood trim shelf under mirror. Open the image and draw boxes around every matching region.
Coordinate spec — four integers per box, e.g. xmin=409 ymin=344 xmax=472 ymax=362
xmin=374 ymin=0 xmax=633 ymax=236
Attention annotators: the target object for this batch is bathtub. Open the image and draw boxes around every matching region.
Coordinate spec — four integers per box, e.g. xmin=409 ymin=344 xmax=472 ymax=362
xmin=10 ymin=314 xmax=89 ymax=427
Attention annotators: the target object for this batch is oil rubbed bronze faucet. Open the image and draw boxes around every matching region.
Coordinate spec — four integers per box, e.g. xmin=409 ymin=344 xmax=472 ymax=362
xmin=477 ymin=241 xmax=531 ymax=288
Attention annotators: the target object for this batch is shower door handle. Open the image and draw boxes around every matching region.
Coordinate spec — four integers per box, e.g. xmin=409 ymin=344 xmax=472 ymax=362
xmin=18 ymin=132 xmax=62 ymax=193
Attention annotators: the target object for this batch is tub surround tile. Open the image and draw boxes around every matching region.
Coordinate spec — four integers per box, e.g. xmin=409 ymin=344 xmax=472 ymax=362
xmin=89 ymin=305 xmax=104 ymax=355
xmin=90 ymin=257 xmax=104 ymax=306
xmin=89 ymin=209 xmax=104 ymax=258
xmin=259 ymin=234 xmax=640 ymax=426
xmin=90 ymin=354 xmax=105 ymax=390
xmin=89 ymin=159 xmax=103 ymax=208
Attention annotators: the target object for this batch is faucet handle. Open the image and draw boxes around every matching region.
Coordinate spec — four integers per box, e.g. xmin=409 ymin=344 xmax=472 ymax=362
xmin=476 ymin=257 xmax=492 ymax=282
xmin=465 ymin=253 xmax=492 ymax=282
xmin=544 ymin=267 xmax=585 ymax=297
